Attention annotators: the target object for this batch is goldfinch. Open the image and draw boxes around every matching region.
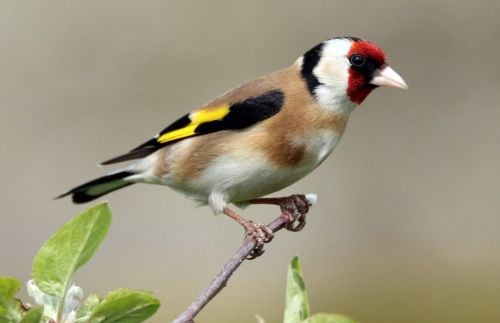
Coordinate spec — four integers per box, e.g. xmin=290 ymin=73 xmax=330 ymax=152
xmin=58 ymin=36 xmax=407 ymax=256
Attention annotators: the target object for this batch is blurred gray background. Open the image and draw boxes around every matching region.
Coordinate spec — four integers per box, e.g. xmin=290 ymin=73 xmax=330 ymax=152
xmin=1 ymin=1 xmax=499 ymax=322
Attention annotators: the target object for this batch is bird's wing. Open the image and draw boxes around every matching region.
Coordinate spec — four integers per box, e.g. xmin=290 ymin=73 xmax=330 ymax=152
xmin=100 ymin=88 xmax=285 ymax=165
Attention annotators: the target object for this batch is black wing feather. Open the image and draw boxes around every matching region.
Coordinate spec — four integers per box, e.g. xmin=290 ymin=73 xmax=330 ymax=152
xmin=101 ymin=89 xmax=284 ymax=165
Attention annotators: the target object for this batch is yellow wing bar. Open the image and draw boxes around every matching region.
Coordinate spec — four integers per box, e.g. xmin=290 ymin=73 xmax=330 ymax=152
xmin=156 ymin=124 xmax=198 ymax=143
xmin=157 ymin=105 xmax=230 ymax=144
xmin=191 ymin=105 xmax=230 ymax=123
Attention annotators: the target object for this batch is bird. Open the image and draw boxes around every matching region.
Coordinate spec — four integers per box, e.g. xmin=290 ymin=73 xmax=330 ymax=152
xmin=58 ymin=36 xmax=407 ymax=257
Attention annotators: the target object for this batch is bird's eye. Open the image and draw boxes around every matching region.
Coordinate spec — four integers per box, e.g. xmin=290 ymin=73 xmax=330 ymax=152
xmin=350 ymin=54 xmax=366 ymax=67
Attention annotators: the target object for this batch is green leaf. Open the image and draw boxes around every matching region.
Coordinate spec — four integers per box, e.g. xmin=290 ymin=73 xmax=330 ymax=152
xmin=89 ymin=289 xmax=160 ymax=323
xmin=19 ymin=307 xmax=43 ymax=323
xmin=0 ymin=277 xmax=23 ymax=323
xmin=32 ymin=203 xmax=111 ymax=299
xmin=284 ymin=256 xmax=310 ymax=323
xmin=0 ymin=277 xmax=21 ymax=299
xmin=76 ymin=294 xmax=100 ymax=322
xmin=304 ymin=313 xmax=358 ymax=323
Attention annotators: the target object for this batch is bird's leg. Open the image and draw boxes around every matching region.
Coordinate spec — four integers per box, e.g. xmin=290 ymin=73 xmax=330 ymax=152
xmin=248 ymin=194 xmax=311 ymax=232
xmin=222 ymin=207 xmax=274 ymax=259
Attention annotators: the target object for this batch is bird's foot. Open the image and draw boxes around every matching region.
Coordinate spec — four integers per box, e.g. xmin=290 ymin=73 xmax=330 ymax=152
xmin=243 ymin=221 xmax=274 ymax=259
xmin=278 ymin=194 xmax=310 ymax=232
xmin=248 ymin=193 xmax=316 ymax=232
xmin=222 ymin=207 xmax=274 ymax=260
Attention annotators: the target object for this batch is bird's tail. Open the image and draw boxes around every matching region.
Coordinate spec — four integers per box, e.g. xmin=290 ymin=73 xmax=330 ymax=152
xmin=56 ymin=170 xmax=136 ymax=204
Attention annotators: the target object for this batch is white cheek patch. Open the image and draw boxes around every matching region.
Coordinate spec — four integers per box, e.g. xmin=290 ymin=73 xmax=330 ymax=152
xmin=316 ymin=60 xmax=348 ymax=86
xmin=312 ymin=39 xmax=355 ymax=111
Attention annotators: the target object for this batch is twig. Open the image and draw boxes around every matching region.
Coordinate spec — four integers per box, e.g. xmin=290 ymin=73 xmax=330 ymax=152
xmin=172 ymin=194 xmax=317 ymax=323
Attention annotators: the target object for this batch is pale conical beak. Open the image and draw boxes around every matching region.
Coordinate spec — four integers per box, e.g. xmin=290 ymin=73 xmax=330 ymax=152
xmin=370 ymin=65 xmax=408 ymax=90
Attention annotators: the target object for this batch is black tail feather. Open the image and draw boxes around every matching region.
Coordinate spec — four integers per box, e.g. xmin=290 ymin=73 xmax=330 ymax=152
xmin=56 ymin=170 xmax=136 ymax=204
xmin=100 ymin=139 xmax=160 ymax=165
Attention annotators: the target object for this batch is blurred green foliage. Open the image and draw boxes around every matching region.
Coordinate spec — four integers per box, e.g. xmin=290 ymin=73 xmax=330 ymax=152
xmin=282 ymin=256 xmax=356 ymax=323
xmin=0 ymin=203 xmax=159 ymax=323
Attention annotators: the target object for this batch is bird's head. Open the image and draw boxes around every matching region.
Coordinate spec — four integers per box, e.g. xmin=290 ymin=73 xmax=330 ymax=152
xmin=299 ymin=37 xmax=407 ymax=108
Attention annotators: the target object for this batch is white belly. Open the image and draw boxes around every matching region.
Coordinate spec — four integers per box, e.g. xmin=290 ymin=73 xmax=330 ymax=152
xmin=163 ymin=130 xmax=342 ymax=211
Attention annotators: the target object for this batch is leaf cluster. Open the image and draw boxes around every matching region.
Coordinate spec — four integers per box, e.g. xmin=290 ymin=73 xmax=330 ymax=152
xmin=0 ymin=203 xmax=159 ymax=323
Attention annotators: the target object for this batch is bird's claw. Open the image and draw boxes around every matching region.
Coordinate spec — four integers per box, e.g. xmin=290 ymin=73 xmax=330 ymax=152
xmin=243 ymin=221 xmax=274 ymax=260
xmin=279 ymin=194 xmax=310 ymax=232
